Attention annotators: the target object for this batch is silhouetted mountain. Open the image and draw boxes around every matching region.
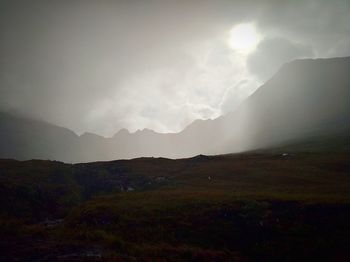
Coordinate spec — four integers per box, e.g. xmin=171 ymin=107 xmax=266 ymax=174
xmin=179 ymin=57 xmax=350 ymax=154
xmin=0 ymin=112 xmax=81 ymax=162
xmin=0 ymin=57 xmax=349 ymax=162
xmin=221 ymin=57 xmax=350 ymax=151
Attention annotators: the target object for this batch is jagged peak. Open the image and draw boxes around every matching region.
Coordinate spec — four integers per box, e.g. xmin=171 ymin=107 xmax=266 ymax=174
xmin=80 ymin=132 xmax=104 ymax=139
xmin=113 ymin=128 xmax=130 ymax=138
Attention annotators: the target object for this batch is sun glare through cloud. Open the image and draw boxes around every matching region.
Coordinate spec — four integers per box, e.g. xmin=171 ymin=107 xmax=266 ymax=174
xmin=228 ymin=23 xmax=262 ymax=54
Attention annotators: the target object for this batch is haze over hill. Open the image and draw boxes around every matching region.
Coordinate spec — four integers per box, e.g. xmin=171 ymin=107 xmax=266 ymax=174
xmin=1 ymin=57 xmax=350 ymax=162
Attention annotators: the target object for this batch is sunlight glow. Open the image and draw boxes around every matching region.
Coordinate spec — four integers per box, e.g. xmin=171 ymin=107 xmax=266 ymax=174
xmin=228 ymin=23 xmax=261 ymax=54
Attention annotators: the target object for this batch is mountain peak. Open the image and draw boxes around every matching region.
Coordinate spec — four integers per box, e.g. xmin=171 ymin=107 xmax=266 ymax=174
xmin=80 ymin=132 xmax=104 ymax=139
xmin=113 ymin=128 xmax=130 ymax=138
xmin=1 ymin=56 xmax=350 ymax=162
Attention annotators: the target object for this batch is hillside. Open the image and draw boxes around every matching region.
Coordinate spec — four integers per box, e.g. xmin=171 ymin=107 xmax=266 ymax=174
xmin=221 ymin=57 xmax=350 ymax=151
xmin=1 ymin=139 xmax=350 ymax=260
xmin=0 ymin=57 xmax=350 ymax=162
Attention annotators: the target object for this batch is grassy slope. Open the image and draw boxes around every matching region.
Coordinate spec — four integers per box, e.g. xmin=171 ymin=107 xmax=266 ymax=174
xmin=0 ymin=142 xmax=350 ymax=260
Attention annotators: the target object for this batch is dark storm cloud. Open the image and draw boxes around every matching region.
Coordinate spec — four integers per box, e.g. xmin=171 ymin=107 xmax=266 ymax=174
xmin=247 ymin=37 xmax=314 ymax=81
xmin=0 ymin=0 xmax=350 ymax=136
xmin=255 ymin=0 xmax=350 ymax=55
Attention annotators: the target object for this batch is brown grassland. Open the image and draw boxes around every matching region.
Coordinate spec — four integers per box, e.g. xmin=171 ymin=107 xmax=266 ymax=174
xmin=1 ymin=139 xmax=350 ymax=261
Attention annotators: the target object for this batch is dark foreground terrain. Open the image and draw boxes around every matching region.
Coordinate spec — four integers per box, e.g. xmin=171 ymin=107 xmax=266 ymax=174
xmin=1 ymin=137 xmax=350 ymax=261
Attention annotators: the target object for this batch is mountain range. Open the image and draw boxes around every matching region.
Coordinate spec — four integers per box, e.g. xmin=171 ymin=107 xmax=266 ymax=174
xmin=1 ymin=56 xmax=350 ymax=162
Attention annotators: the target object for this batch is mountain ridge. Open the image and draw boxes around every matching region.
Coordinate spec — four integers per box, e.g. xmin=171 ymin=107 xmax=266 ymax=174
xmin=1 ymin=56 xmax=350 ymax=162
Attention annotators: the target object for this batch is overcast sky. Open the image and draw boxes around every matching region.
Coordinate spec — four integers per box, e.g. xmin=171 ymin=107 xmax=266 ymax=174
xmin=1 ymin=0 xmax=350 ymax=136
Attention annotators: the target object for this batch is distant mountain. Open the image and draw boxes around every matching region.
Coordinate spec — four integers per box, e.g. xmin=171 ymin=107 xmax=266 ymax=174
xmin=1 ymin=57 xmax=350 ymax=162
xmin=220 ymin=57 xmax=350 ymax=152
xmin=0 ymin=112 xmax=80 ymax=162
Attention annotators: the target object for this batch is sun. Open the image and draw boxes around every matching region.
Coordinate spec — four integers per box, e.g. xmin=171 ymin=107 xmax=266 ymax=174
xmin=228 ymin=23 xmax=261 ymax=54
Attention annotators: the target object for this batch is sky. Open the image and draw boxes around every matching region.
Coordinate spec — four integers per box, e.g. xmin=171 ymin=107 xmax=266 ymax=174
xmin=1 ymin=0 xmax=350 ymax=137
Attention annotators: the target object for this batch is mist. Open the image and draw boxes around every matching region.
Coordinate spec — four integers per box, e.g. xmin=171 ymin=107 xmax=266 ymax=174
xmin=2 ymin=2 xmax=350 ymax=261
xmin=1 ymin=1 xmax=350 ymax=162
xmin=1 ymin=0 xmax=350 ymax=136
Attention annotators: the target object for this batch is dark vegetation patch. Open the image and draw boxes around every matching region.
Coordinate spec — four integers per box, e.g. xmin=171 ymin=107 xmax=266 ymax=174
xmin=0 ymin=151 xmax=350 ymax=260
